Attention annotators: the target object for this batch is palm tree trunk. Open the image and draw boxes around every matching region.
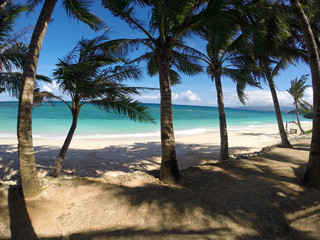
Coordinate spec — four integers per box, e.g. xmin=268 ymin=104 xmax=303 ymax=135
xmin=295 ymin=100 xmax=305 ymax=134
xmin=214 ymin=75 xmax=229 ymax=160
xmin=49 ymin=110 xmax=79 ymax=177
xmin=17 ymin=0 xmax=57 ymax=198
xmin=266 ymin=75 xmax=292 ymax=148
xmin=291 ymin=0 xmax=320 ymax=189
xmin=158 ymin=55 xmax=180 ymax=184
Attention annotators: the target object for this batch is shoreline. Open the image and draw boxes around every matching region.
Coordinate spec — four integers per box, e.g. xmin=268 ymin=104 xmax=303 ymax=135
xmin=0 ymin=122 xmax=312 ymax=182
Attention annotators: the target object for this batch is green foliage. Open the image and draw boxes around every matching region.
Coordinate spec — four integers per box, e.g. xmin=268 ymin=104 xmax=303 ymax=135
xmin=231 ymin=1 xmax=309 ymax=90
xmin=195 ymin=0 xmax=261 ymax=104
xmin=92 ymin=97 xmax=155 ymax=123
xmin=52 ymin=35 xmax=155 ymax=123
xmin=0 ymin=71 xmax=51 ymax=97
xmin=306 ymin=129 xmax=312 ymax=135
xmin=63 ymin=0 xmax=105 ymax=31
xmin=102 ymin=0 xmax=226 ymax=85
xmin=0 ymin=0 xmax=29 ymax=72
xmin=27 ymin=0 xmax=105 ymax=31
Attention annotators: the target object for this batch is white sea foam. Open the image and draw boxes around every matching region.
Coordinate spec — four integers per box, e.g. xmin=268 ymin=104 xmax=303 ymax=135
xmin=73 ymin=131 xmax=161 ymax=139
xmin=0 ymin=133 xmax=16 ymax=138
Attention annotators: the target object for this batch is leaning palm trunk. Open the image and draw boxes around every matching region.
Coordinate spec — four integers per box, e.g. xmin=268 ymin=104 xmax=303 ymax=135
xmin=49 ymin=109 xmax=79 ymax=177
xmin=214 ymin=75 xmax=229 ymax=160
xmin=159 ymin=57 xmax=180 ymax=184
xmin=295 ymin=100 xmax=305 ymax=134
xmin=291 ymin=0 xmax=320 ymax=189
xmin=266 ymin=75 xmax=292 ymax=148
xmin=17 ymin=0 xmax=57 ymax=198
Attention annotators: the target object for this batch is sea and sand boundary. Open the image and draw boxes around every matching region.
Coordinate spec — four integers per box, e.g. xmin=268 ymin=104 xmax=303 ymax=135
xmin=0 ymin=122 xmax=312 ymax=182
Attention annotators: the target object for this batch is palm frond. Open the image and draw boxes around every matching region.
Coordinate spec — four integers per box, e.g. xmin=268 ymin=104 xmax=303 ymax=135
xmin=91 ymin=97 xmax=155 ymax=123
xmin=171 ymin=50 xmax=203 ymax=76
xmin=223 ymin=68 xmax=260 ymax=104
xmin=63 ymin=0 xmax=105 ymax=31
xmin=33 ymin=90 xmax=60 ymax=107
xmin=101 ymin=64 xmax=141 ymax=82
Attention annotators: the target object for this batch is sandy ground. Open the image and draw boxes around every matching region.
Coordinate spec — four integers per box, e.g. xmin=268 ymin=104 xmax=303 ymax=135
xmin=1 ymin=123 xmax=320 ymax=239
xmin=0 ymin=123 xmax=312 ymax=181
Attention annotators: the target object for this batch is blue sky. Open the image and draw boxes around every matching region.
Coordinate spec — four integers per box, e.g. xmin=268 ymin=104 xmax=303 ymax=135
xmin=1 ymin=1 xmax=313 ymax=111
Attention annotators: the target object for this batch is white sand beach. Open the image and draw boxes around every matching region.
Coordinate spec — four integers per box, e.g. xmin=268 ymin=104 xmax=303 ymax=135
xmin=0 ymin=122 xmax=312 ymax=182
xmin=0 ymin=122 xmax=319 ymax=240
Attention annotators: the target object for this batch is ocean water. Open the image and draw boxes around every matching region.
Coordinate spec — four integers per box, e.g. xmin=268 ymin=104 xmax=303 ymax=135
xmin=0 ymin=101 xmax=311 ymax=139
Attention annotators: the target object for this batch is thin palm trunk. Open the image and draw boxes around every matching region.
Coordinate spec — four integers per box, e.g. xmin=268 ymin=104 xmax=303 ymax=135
xmin=291 ymin=0 xmax=320 ymax=189
xmin=159 ymin=54 xmax=179 ymax=184
xmin=266 ymin=74 xmax=292 ymax=148
xmin=17 ymin=0 xmax=57 ymax=198
xmin=214 ymin=75 xmax=229 ymax=160
xmin=49 ymin=109 xmax=79 ymax=177
xmin=295 ymin=100 xmax=305 ymax=134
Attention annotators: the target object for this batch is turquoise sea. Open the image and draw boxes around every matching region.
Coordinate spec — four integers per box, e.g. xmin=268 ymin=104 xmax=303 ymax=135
xmin=0 ymin=101 xmax=311 ymax=139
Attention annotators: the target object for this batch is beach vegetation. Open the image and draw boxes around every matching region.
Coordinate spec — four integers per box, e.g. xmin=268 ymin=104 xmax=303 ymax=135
xmin=238 ymin=2 xmax=309 ymax=149
xmin=195 ymin=1 xmax=260 ymax=161
xmin=0 ymin=0 xmax=51 ymax=102
xmin=287 ymin=74 xmax=312 ymax=134
xmin=103 ymin=0 xmax=231 ymax=184
xmin=289 ymin=0 xmax=320 ymax=189
xmin=0 ymin=0 xmax=28 ymax=73
xmin=16 ymin=0 xmax=104 ymax=198
xmin=47 ymin=36 xmax=155 ymax=177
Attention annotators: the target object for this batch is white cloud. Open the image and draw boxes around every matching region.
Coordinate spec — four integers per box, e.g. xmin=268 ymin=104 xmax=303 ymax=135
xmin=219 ymin=87 xmax=314 ymax=109
xmin=42 ymin=81 xmax=60 ymax=93
xmin=172 ymin=90 xmax=201 ymax=103
xmin=135 ymin=90 xmax=202 ymax=105
xmin=0 ymin=92 xmax=16 ymax=101
xmin=135 ymin=93 xmax=160 ymax=103
xmin=303 ymin=87 xmax=313 ymax=105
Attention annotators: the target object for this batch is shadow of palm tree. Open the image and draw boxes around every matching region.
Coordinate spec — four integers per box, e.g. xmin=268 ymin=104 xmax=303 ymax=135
xmin=0 ymin=136 xmax=319 ymax=239
xmin=0 ymin=142 xmax=253 ymax=180
xmin=8 ymin=186 xmax=38 ymax=240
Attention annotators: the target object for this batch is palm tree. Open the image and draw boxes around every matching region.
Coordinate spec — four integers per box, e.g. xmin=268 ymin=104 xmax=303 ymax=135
xmin=195 ymin=6 xmax=260 ymax=161
xmin=103 ymin=0 xmax=226 ymax=183
xmin=240 ymin=3 xmax=308 ymax=148
xmin=290 ymin=0 xmax=320 ymax=189
xmin=46 ymin=36 xmax=155 ymax=177
xmin=287 ymin=74 xmax=312 ymax=134
xmin=17 ymin=0 xmax=104 ymax=198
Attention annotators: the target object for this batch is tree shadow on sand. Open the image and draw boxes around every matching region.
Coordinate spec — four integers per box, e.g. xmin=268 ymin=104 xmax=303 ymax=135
xmin=1 ymin=137 xmax=319 ymax=239
xmin=66 ymin=152 xmax=320 ymax=239
xmin=7 ymin=186 xmax=38 ymax=240
xmin=0 ymin=142 xmax=252 ymax=180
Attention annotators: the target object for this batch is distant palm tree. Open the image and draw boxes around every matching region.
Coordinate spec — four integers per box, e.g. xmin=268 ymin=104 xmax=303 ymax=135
xmin=104 ymin=0 xmax=230 ymax=183
xmin=287 ymin=74 xmax=312 ymax=134
xmin=47 ymin=36 xmax=155 ymax=177
xmin=17 ymin=0 xmax=105 ymax=197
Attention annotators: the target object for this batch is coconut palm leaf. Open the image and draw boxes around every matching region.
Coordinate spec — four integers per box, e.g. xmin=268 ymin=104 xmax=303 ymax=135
xmin=62 ymin=0 xmax=105 ymax=31
xmin=0 ymin=0 xmax=29 ymax=71
xmin=91 ymin=97 xmax=155 ymax=123
xmin=0 ymin=72 xmax=52 ymax=97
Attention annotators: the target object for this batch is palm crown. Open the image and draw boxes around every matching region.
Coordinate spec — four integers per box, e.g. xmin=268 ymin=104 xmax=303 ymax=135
xmin=52 ymin=35 xmax=155 ymax=123
xmin=0 ymin=0 xmax=28 ymax=72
